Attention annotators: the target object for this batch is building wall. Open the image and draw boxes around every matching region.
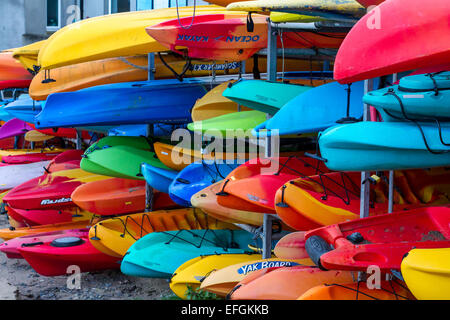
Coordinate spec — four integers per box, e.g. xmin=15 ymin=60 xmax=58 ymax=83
xmin=0 ymin=0 xmax=26 ymax=50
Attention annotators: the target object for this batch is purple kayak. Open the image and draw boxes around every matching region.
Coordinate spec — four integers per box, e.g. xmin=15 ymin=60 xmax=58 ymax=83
xmin=0 ymin=118 xmax=32 ymax=140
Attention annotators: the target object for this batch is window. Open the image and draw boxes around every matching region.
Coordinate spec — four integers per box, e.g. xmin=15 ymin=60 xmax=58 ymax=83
xmin=109 ymin=0 xmax=131 ymax=13
xmin=47 ymin=0 xmax=61 ymax=31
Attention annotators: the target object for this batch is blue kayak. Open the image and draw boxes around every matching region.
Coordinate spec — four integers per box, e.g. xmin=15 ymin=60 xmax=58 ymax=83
xmin=253 ymin=80 xmax=380 ymax=137
xmin=120 ymin=229 xmax=266 ymax=279
xmin=319 ymin=121 xmax=450 ymax=171
xmin=141 ymin=163 xmax=178 ymax=194
xmin=35 ymin=79 xmax=208 ymax=129
xmin=169 ymin=161 xmax=241 ymax=207
xmin=108 ymin=123 xmax=186 ymax=138
xmin=3 ymin=94 xmax=43 ymax=123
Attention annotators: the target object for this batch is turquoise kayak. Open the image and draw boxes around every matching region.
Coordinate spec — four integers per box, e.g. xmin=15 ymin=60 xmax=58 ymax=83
xmin=254 ymin=80 xmax=379 ymax=137
xmin=141 ymin=163 xmax=178 ymax=194
xmin=364 ymin=72 xmax=450 ymax=121
xmin=120 ymin=229 xmax=265 ymax=278
xmin=319 ymin=121 xmax=450 ymax=171
xmin=222 ymin=79 xmax=312 ymax=115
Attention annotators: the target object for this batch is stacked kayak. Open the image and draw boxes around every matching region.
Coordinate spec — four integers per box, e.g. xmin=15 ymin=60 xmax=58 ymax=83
xmin=80 ymin=136 xmax=171 ymax=180
xmin=35 ymin=79 xmax=208 ymax=128
xmin=121 ymin=229 xmax=272 ymax=278
xmin=401 ymin=248 xmax=450 ymax=300
xmin=2 ymin=168 xmax=107 ymax=226
xmin=88 ymin=209 xmax=235 ymax=258
xmin=0 ymin=118 xmax=32 ymax=140
xmin=169 ymin=160 xmax=241 ymax=207
xmin=0 ymin=52 xmax=33 ymax=90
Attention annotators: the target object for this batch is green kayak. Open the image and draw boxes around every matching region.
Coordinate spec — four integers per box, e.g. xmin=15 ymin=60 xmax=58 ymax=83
xmin=81 ymin=136 xmax=169 ymax=180
xmin=188 ymin=110 xmax=267 ymax=137
xmin=223 ymin=80 xmax=312 ymax=115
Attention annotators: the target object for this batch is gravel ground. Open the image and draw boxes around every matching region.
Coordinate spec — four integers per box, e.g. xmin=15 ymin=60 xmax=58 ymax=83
xmin=0 ymin=214 xmax=174 ymax=300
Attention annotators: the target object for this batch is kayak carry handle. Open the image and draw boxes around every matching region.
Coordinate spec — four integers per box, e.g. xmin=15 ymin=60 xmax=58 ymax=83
xmin=305 ymin=235 xmax=332 ymax=271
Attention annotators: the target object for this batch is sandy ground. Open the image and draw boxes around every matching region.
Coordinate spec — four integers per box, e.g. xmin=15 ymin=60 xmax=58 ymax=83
xmin=0 ymin=214 xmax=174 ymax=300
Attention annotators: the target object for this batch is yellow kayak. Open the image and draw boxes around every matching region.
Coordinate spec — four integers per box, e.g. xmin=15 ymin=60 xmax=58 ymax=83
xmin=198 ymin=256 xmax=313 ymax=297
xmin=0 ymin=148 xmax=67 ymax=161
xmin=191 ymin=81 xmax=251 ymax=122
xmin=88 ymin=209 xmax=235 ymax=258
xmin=12 ymin=40 xmax=47 ymax=72
xmin=38 ymin=6 xmax=248 ymax=70
xmin=25 ymin=130 xmax=54 ymax=142
xmin=227 ymin=0 xmax=366 ymax=21
xmin=270 ymin=12 xmax=325 ymax=23
xmin=170 ymin=254 xmax=266 ymax=299
xmin=401 ymin=248 xmax=450 ymax=300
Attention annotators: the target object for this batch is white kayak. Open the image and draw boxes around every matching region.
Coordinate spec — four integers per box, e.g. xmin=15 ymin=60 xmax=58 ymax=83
xmin=0 ymin=161 xmax=51 ymax=192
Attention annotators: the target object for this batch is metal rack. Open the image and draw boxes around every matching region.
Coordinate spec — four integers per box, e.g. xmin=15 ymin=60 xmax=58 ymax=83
xmin=139 ymin=19 xmax=397 ymax=258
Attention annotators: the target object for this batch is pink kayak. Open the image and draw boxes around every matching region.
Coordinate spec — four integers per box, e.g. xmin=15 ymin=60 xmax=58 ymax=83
xmin=0 ymin=228 xmax=88 ymax=259
xmin=2 ymin=152 xmax=62 ymax=165
xmin=0 ymin=118 xmax=32 ymax=140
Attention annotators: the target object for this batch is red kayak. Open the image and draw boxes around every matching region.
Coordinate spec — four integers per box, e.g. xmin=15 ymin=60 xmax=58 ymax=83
xmin=46 ymin=150 xmax=83 ymax=173
xmin=3 ymin=169 xmax=107 ymax=210
xmin=356 ymin=0 xmax=384 ymax=7
xmin=18 ymin=230 xmax=120 ymax=276
xmin=0 ymin=228 xmax=88 ymax=259
xmin=6 ymin=206 xmax=92 ymax=227
xmin=0 ymin=137 xmax=18 ymax=150
xmin=29 ymin=124 xmax=92 ymax=139
xmin=334 ymin=0 xmax=450 ymax=84
xmin=305 ymin=206 xmax=450 ymax=272
xmin=0 ymin=80 xmax=32 ymax=90
xmin=216 ymin=157 xmax=329 ymax=214
xmin=146 ymin=14 xmax=346 ymax=62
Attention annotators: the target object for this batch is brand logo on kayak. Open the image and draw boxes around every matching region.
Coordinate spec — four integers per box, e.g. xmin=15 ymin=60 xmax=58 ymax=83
xmin=177 ymin=34 xmax=261 ymax=43
xmin=178 ymin=34 xmax=209 ymax=42
xmin=238 ymin=261 xmax=300 ymax=275
xmin=189 ymin=62 xmax=241 ymax=72
xmin=40 ymin=198 xmax=72 ymax=205
xmin=247 ymin=194 xmax=269 ymax=205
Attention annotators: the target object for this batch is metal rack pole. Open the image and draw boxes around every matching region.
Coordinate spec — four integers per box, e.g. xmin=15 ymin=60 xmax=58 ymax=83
xmin=145 ymin=53 xmax=156 ymax=212
xmin=76 ymin=130 xmax=82 ymax=150
xmin=262 ymin=20 xmax=280 ymax=259
xmin=360 ymin=79 xmax=374 ymax=218
xmin=387 ymin=74 xmax=398 ymax=214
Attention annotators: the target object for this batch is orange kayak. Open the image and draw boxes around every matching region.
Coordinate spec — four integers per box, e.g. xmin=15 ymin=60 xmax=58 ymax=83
xmin=191 ymin=182 xmax=265 ymax=226
xmin=153 ymin=142 xmax=249 ymax=171
xmin=216 ymin=157 xmax=329 ymax=214
xmin=71 ymin=177 xmax=178 ymax=216
xmin=0 ymin=220 xmax=94 ymax=241
xmin=30 ymin=54 xmax=236 ymax=101
xmin=89 ymin=208 xmax=235 ymax=258
xmin=298 ymin=280 xmax=415 ymax=300
xmin=229 ymin=265 xmax=356 ymax=300
xmin=275 ymin=171 xmax=425 ymax=231
xmin=0 ymin=52 xmax=32 ymax=81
